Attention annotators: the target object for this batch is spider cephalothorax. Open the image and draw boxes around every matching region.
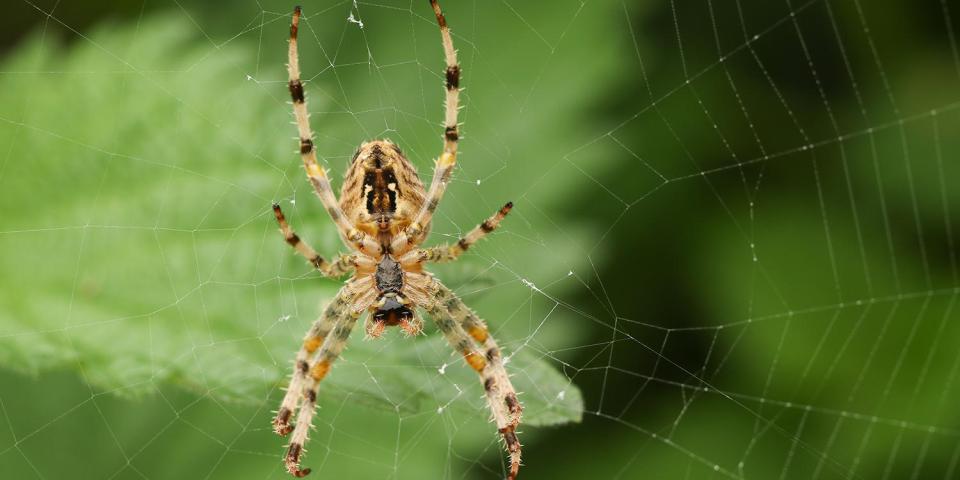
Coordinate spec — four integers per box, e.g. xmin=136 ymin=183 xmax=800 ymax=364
xmin=369 ymin=253 xmax=420 ymax=337
xmin=271 ymin=3 xmax=523 ymax=479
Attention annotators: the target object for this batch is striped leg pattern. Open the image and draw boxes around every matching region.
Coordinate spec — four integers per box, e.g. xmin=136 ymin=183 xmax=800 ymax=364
xmin=391 ymin=0 xmax=462 ymax=254
xmin=287 ymin=7 xmax=381 ymax=255
xmin=399 ymin=202 xmax=512 ymax=265
xmin=273 ymin=204 xmax=357 ymax=277
xmin=273 ymin=287 xmax=356 ymax=436
xmin=283 ymin=307 xmax=363 ymax=477
xmin=427 ymin=280 xmax=523 ymax=480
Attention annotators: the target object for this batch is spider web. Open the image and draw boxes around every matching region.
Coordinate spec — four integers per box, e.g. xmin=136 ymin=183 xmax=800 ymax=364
xmin=0 ymin=0 xmax=959 ymax=479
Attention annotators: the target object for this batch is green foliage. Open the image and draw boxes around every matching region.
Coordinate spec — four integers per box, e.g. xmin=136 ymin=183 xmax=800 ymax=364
xmin=0 ymin=11 xmax=589 ymax=430
xmin=4 ymin=0 xmax=960 ymax=479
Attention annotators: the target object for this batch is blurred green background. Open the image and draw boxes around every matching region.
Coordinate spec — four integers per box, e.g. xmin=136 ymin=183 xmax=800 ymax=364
xmin=1 ymin=0 xmax=959 ymax=478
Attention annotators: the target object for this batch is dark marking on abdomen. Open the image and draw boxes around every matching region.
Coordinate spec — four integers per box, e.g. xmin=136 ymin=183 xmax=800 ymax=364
xmin=364 ymin=168 xmax=400 ymax=217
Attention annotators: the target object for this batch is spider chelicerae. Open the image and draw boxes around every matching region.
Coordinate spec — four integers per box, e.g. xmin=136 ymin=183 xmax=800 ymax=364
xmin=271 ymin=3 xmax=523 ymax=478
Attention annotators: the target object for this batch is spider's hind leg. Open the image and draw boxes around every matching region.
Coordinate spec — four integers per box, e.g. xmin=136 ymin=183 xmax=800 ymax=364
xmin=286 ymin=7 xmax=381 ymax=255
xmin=390 ymin=0 xmax=463 ymax=254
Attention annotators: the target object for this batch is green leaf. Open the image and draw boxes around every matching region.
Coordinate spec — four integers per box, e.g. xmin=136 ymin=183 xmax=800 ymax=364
xmin=0 ymin=12 xmax=588 ymax=428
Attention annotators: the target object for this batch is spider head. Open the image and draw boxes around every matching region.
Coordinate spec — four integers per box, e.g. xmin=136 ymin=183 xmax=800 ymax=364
xmin=373 ymin=293 xmax=414 ymax=326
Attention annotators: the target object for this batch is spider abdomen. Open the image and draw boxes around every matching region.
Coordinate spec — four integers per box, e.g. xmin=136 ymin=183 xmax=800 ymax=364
xmin=363 ymin=169 xmax=398 ymax=219
xmin=340 ymin=140 xmax=427 ymax=244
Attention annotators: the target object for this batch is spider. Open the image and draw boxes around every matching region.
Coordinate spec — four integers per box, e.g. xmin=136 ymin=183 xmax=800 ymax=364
xmin=271 ymin=3 xmax=523 ymax=478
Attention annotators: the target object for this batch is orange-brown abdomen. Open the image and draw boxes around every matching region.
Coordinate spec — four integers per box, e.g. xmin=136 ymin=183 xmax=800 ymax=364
xmin=339 ymin=140 xmax=427 ymax=246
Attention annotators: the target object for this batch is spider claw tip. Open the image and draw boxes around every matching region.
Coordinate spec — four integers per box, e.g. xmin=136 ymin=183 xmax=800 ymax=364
xmin=294 ymin=467 xmax=312 ymax=477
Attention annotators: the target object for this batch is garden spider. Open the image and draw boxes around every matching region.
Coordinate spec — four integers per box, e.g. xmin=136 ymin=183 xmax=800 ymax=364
xmin=271 ymin=2 xmax=522 ymax=478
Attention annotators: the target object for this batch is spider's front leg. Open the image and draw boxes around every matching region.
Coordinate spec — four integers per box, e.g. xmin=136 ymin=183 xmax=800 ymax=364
xmin=424 ymin=279 xmax=523 ymax=480
xmin=283 ymin=305 xmax=364 ymax=477
xmin=273 ymin=286 xmax=356 ymax=436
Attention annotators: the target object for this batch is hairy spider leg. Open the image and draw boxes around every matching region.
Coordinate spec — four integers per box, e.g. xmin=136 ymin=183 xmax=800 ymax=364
xmin=424 ymin=280 xmax=523 ymax=480
xmin=274 ymin=286 xmax=357 ymax=436
xmin=391 ymin=0 xmax=462 ymax=254
xmin=283 ymin=304 xmax=366 ymax=477
xmin=399 ymin=202 xmax=513 ymax=265
xmin=288 ymin=6 xmax=381 ymax=255
xmin=272 ymin=204 xmax=361 ymax=277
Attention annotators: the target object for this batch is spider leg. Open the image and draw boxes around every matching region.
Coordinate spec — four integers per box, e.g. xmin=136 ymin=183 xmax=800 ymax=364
xmin=273 ymin=286 xmax=356 ymax=436
xmin=287 ymin=7 xmax=381 ymax=256
xmin=284 ymin=307 xmax=364 ymax=477
xmin=398 ymin=202 xmax=512 ymax=265
xmin=425 ymin=279 xmax=523 ymax=480
xmin=273 ymin=204 xmax=361 ymax=277
xmin=390 ymin=0 xmax=461 ymax=254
